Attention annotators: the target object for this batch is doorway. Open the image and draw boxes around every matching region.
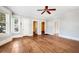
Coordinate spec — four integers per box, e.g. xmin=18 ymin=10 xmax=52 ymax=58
xmin=33 ymin=21 xmax=38 ymax=36
xmin=41 ymin=21 xmax=45 ymax=35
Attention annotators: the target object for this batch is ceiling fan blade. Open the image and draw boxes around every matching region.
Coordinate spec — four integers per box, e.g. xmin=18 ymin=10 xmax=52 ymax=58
xmin=47 ymin=11 xmax=51 ymax=14
xmin=41 ymin=11 xmax=45 ymax=14
xmin=37 ymin=9 xmax=44 ymax=11
xmin=48 ymin=9 xmax=56 ymax=11
xmin=45 ymin=6 xmax=48 ymax=9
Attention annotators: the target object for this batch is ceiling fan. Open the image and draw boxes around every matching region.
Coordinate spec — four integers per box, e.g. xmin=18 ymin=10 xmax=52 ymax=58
xmin=37 ymin=6 xmax=56 ymax=15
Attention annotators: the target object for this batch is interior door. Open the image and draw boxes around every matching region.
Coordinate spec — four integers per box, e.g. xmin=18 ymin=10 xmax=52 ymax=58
xmin=41 ymin=21 xmax=45 ymax=35
xmin=33 ymin=21 xmax=37 ymax=36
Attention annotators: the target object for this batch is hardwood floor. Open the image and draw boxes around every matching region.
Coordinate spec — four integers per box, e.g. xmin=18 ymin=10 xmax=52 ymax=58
xmin=0 ymin=35 xmax=79 ymax=53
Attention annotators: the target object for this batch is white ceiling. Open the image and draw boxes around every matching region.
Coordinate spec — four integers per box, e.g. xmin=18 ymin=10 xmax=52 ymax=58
xmin=6 ymin=6 xmax=79 ymax=20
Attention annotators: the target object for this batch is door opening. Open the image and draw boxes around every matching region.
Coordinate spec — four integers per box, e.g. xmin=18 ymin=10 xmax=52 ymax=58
xmin=41 ymin=21 xmax=45 ymax=35
xmin=33 ymin=21 xmax=37 ymax=36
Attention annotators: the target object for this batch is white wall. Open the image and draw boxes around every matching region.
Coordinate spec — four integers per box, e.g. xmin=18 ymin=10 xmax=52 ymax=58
xmin=46 ymin=20 xmax=54 ymax=35
xmin=6 ymin=14 xmax=11 ymax=34
xmin=46 ymin=9 xmax=79 ymax=41
xmin=46 ymin=19 xmax=60 ymax=35
xmin=21 ymin=17 xmax=33 ymax=36
xmin=59 ymin=9 xmax=79 ymax=40
xmin=37 ymin=20 xmax=41 ymax=35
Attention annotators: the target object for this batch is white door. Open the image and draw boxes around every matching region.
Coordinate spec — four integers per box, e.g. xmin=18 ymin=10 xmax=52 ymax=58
xmin=22 ymin=18 xmax=32 ymax=36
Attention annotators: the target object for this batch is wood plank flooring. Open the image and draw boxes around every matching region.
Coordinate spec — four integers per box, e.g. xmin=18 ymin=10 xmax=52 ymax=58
xmin=0 ymin=35 xmax=79 ymax=53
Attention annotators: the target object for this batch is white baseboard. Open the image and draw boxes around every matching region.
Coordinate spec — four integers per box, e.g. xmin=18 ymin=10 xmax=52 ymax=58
xmin=0 ymin=34 xmax=33 ymax=46
xmin=59 ymin=34 xmax=79 ymax=41
xmin=0 ymin=37 xmax=13 ymax=46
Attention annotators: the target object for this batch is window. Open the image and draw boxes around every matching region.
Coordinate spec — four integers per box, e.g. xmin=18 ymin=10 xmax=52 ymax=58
xmin=14 ymin=18 xmax=19 ymax=32
xmin=12 ymin=16 xmax=20 ymax=33
xmin=0 ymin=12 xmax=6 ymax=33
